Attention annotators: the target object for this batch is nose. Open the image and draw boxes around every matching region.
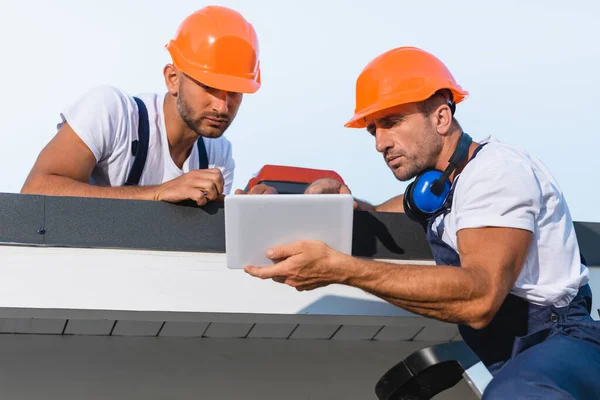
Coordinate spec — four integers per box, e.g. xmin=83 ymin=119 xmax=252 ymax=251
xmin=375 ymin=128 xmax=393 ymax=154
xmin=211 ymin=90 xmax=229 ymax=114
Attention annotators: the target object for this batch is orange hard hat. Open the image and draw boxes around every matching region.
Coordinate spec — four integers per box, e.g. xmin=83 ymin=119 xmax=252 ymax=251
xmin=345 ymin=46 xmax=468 ymax=128
xmin=166 ymin=6 xmax=261 ymax=94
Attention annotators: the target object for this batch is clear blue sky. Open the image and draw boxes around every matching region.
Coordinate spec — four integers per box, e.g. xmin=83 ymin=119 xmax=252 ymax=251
xmin=1 ymin=0 xmax=598 ymax=222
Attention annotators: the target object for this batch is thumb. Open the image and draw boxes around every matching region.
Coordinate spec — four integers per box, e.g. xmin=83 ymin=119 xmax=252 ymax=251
xmin=266 ymin=241 xmax=304 ymax=260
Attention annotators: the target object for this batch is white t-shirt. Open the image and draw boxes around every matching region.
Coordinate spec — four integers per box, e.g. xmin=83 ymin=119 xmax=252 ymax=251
xmin=431 ymin=136 xmax=589 ymax=308
xmin=58 ymin=85 xmax=235 ymax=194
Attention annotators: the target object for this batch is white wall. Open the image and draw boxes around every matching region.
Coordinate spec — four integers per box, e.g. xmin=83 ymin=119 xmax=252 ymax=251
xmin=0 ymin=335 xmax=474 ymax=400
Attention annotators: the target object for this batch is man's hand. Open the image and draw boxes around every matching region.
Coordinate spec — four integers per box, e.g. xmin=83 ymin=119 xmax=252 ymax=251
xmin=304 ymin=178 xmax=351 ymax=195
xmin=21 ymin=122 xmax=230 ymax=205
xmin=244 ymin=240 xmax=347 ymax=291
xmin=305 ymin=178 xmax=375 ymax=210
xmin=153 ymin=168 xmax=225 ymax=206
xmin=234 ymin=184 xmax=279 ymax=195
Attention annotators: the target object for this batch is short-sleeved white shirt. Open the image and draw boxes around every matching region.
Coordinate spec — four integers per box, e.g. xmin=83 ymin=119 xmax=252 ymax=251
xmin=431 ymin=136 xmax=589 ymax=307
xmin=58 ymin=85 xmax=235 ymax=194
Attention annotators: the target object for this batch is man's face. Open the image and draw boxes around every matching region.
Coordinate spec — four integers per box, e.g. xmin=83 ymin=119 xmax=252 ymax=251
xmin=177 ymin=73 xmax=243 ymax=138
xmin=366 ymin=103 xmax=443 ymax=181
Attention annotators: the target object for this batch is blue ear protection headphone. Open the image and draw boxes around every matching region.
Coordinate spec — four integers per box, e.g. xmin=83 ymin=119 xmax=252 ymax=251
xmin=403 ymin=132 xmax=473 ymax=224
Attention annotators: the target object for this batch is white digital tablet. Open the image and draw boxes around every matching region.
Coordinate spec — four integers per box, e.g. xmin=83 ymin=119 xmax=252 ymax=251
xmin=224 ymin=194 xmax=354 ymax=269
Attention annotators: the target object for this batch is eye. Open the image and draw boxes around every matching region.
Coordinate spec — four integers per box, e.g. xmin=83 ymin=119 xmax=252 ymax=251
xmin=366 ymin=125 xmax=376 ymax=137
xmin=380 ymin=118 xmax=401 ymax=129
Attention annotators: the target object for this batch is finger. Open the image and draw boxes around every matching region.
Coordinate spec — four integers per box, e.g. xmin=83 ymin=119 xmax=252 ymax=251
xmin=214 ymin=177 xmax=225 ymax=196
xmin=191 ymin=169 xmax=225 ymax=195
xmin=295 ymin=283 xmax=325 ymax=292
xmin=248 ymin=185 xmax=266 ymax=195
xmin=209 ymin=169 xmax=225 ymax=195
xmin=272 ymin=277 xmax=286 ymax=284
xmin=244 ymin=264 xmax=288 ymax=280
xmin=189 ymin=169 xmax=217 ymax=179
xmin=234 ymin=189 xmax=247 ymax=195
xmin=266 ymin=242 xmax=304 ymax=260
xmin=304 ymin=185 xmax=322 ymax=194
xmin=353 ymin=200 xmax=358 ymax=210
xmin=249 ymin=184 xmax=278 ymax=195
xmin=183 ymin=188 xmax=207 ymax=206
xmin=202 ymin=168 xmax=223 ymax=178
xmin=340 ymin=185 xmax=352 ymax=195
xmin=194 ymin=180 xmax=219 ymax=201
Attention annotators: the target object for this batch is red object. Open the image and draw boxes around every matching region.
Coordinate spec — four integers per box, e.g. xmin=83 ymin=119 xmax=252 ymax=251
xmin=246 ymin=165 xmax=345 ymax=194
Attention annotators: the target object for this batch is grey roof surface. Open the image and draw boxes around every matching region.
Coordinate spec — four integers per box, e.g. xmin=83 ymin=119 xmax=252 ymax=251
xmin=0 ymin=193 xmax=598 ymax=263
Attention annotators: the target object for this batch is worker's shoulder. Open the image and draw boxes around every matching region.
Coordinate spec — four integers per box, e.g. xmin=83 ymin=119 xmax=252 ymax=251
xmin=72 ymin=85 xmax=137 ymax=113
xmin=467 ymin=136 xmax=536 ymax=172
xmin=457 ymin=137 xmax=543 ymax=194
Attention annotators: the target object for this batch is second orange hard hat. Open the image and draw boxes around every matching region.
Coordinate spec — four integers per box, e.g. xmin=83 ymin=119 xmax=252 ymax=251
xmin=345 ymin=46 xmax=468 ymax=128
xmin=166 ymin=6 xmax=261 ymax=94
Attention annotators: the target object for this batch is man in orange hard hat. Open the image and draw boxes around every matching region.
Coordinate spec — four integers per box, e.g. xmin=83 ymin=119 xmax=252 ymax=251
xmin=246 ymin=46 xmax=600 ymax=398
xmin=21 ymin=5 xmax=275 ymax=204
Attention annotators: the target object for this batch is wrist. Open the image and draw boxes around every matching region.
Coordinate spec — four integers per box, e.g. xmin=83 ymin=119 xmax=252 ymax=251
xmin=139 ymin=185 xmax=160 ymax=201
xmin=328 ymin=251 xmax=357 ymax=285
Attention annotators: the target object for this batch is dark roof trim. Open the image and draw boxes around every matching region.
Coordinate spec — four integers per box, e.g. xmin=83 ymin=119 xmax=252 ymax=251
xmin=0 ymin=193 xmax=598 ymax=263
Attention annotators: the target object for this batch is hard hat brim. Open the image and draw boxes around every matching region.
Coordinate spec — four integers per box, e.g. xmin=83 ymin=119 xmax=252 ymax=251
xmin=187 ymin=69 xmax=261 ymax=94
xmin=344 ymin=87 xmax=468 ymax=129
xmin=167 ymin=42 xmax=261 ymax=94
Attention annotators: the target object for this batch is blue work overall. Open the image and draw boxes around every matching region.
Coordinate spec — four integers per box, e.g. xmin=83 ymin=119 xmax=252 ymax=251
xmin=425 ymin=149 xmax=600 ymax=399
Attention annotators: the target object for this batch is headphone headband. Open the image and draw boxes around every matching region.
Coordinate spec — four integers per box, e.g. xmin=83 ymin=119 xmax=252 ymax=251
xmin=430 ymin=132 xmax=472 ymax=196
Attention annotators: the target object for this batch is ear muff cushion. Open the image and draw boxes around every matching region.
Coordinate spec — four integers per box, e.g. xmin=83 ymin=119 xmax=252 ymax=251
xmin=411 ymin=171 xmax=450 ymax=214
xmin=403 ymin=180 xmax=432 ymax=224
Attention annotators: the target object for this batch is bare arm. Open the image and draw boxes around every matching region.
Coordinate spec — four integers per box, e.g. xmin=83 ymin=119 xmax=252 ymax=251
xmin=246 ymin=226 xmax=531 ymax=329
xmin=342 ymin=226 xmax=531 ymax=328
xmin=21 ymin=122 xmax=226 ymax=206
xmin=21 ymin=122 xmax=156 ymax=199
xmin=372 ymin=194 xmax=404 ymax=213
xmin=352 ymin=195 xmax=405 ymax=212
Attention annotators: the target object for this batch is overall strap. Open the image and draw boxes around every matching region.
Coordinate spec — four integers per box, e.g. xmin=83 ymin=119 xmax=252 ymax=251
xmin=125 ymin=97 xmax=150 ymax=186
xmin=197 ymin=137 xmax=209 ymax=169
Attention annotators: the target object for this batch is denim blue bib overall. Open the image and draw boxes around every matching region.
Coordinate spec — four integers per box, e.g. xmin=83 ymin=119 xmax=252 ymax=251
xmin=425 ymin=145 xmax=600 ymax=399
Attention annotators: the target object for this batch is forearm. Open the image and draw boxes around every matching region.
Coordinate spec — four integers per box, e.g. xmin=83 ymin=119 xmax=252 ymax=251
xmin=21 ymin=173 xmax=156 ymax=201
xmin=354 ymin=195 xmax=405 ymax=213
xmin=339 ymin=256 xmax=492 ymax=327
xmin=374 ymin=194 xmax=404 ymax=213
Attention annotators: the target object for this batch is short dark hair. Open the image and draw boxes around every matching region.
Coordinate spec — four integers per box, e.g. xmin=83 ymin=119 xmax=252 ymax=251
xmin=417 ymin=89 xmax=462 ymax=130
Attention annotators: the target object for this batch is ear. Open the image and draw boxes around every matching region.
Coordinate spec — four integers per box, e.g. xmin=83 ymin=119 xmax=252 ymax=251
xmin=163 ymin=64 xmax=180 ymax=96
xmin=433 ymin=103 xmax=453 ymax=135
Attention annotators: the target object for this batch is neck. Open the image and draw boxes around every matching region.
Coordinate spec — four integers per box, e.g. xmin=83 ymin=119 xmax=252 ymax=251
xmin=163 ymin=93 xmax=200 ymax=169
xmin=434 ymin=129 xmax=481 ymax=183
